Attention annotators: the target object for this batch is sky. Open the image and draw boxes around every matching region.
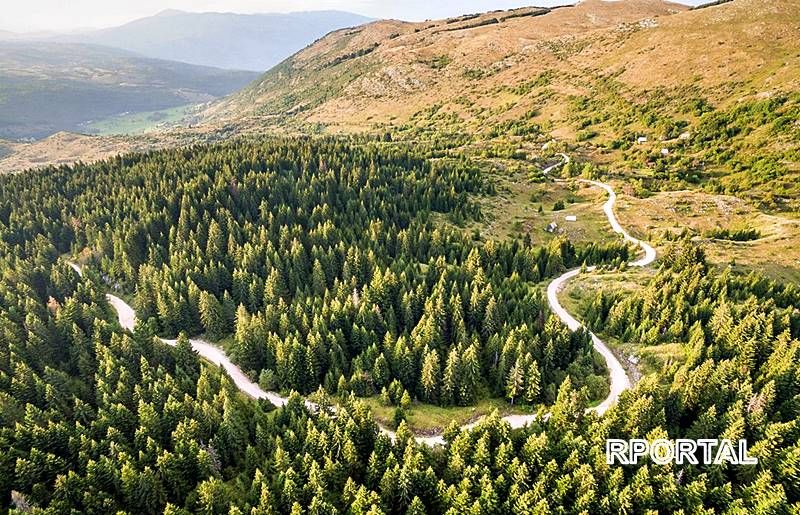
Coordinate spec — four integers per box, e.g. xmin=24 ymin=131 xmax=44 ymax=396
xmin=3 ymin=0 xmax=706 ymax=33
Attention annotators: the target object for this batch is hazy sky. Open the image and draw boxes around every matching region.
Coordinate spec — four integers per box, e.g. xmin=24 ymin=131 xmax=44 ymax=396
xmin=3 ymin=0 xmax=705 ymax=33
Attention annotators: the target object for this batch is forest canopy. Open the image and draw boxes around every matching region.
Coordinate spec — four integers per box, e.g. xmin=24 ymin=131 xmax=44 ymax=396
xmin=0 ymin=136 xmax=797 ymax=513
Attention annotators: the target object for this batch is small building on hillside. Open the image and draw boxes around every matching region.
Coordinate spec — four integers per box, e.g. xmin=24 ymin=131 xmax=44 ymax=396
xmin=637 ymin=136 xmax=648 ymax=144
xmin=546 ymin=222 xmax=558 ymax=233
xmin=565 ymin=215 xmax=577 ymax=222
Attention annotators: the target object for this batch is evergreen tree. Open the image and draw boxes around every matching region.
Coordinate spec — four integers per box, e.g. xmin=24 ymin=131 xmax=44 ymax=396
xmin=506 ymin=360 xmax=524 ymax=405
xmin=420 ymin=349 xmax=440 ymax=403
xmin=441 ymin=349 xmax=459 ymax=406
xmin=525 ymin=360 xmax=541 ymax=404
xmin=199 ymin=291 xmax=225 ymax=340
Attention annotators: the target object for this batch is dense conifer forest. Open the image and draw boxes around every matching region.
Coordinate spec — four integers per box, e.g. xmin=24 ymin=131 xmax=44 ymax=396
xmin=0 ymin=137 xmax=798 ymax=513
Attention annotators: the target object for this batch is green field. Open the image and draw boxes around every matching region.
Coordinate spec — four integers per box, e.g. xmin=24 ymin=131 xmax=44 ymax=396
xmin=467 ymin=165 xmax=619 ymax=244
xmin=84 ymin=104 xmax=195 ymax=136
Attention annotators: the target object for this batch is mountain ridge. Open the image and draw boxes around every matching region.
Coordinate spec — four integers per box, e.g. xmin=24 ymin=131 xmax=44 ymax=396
xmin=56 ymin=10 xmax=373 ymax=71
xmin=204 ymin=0 xmax=798 ymax=129
xmin=199 ymin=0 xmax=799 ymax=210
xmin=202 ymin=0 xmax=691 ymax=128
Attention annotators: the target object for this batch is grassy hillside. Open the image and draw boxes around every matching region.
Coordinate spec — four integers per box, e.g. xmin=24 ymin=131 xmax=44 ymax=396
xmin=0 ymin=42 xmax=258 ymax=139
xmin=203 ymin=1 xmax=688 ymax=127
xmin=83 ymin=104 xmax=196 ymax=136
xmin=204 ymin=0 xmax=799 ymax=210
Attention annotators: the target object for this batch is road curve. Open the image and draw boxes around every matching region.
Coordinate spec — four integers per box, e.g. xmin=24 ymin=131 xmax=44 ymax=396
xmin=542 ymin=153 xmax=570 ymax=175
xmin=546 ymin=179 xmax=655 ymax=414
xmin=486 ymin=177 xmax=656 ymax=429
xmin=65 ymin=171 xmax=654 ymax=445
xmin=67 ymin=261 xmax=291 ymax=409
xmin=583 ymin=179 xmax=656 ymax=268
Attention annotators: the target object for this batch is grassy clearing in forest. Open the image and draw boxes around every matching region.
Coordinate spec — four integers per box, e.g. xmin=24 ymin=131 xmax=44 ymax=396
xmin=471 ymin=168 xmax=620 ymax=244
xmin=361 ymin=396 xmax=534 ymax=434
xmin=559 ymin=270 xmax=687 ymax=381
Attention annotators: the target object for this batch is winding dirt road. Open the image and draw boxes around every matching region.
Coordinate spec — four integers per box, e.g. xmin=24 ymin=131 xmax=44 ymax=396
xmin=67 ymin=167 xmax=654 ymax=446
xmin=544 ymin=179 xmax=655 ymax=415
xmin=542 ymin=153 xmax=570 ymax=175
xmin=67 ymin=262 xmax=291 ymax=408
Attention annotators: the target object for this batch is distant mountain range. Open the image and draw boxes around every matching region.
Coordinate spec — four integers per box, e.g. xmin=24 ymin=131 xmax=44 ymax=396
xmin=55 ymin=10 xmax=373 ymax=72
xmin=0 ymin=41 xmax=258 ymax=139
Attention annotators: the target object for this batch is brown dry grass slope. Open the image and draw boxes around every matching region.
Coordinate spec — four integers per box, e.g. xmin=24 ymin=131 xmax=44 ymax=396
xmin=201 ymin=0 xmax=800 ymax=212
xmin=6 ymin=0 xmax=798 ymax=185
xmin=204 ymin=0 xmax=799 ymax=133
xmin=204 ymin=0 xmax=693 ymax=130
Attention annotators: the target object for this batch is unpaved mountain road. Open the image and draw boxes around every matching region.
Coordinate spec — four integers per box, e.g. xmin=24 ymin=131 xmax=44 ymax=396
xmin=67 ymin=165 xmax=655 ymax=446
xmin=544 ymin=179 xmax=655 ymax=415
xmin=67 ymin=262 xmax=291 ymax=408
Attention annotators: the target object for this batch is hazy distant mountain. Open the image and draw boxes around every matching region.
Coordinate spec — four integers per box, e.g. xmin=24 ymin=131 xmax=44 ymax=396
xmin=0 ymin=29 xmax=62 ymax=41
xmin=0 ymin=41 xmax=258 ymax=139
xmin=0 ymin=30 xmax=25 ymax=40
xmin=59 ymin=10 xmax=373 ymax=72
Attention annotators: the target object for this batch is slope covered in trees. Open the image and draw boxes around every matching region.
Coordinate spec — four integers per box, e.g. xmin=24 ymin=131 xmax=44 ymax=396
xmin=1 ymin=137 xmax=798 ymax=513
xmin=1 ymin=244 xmax=798 ymax=513
xmin=1 ymin=138 xmax=630 ymax=412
